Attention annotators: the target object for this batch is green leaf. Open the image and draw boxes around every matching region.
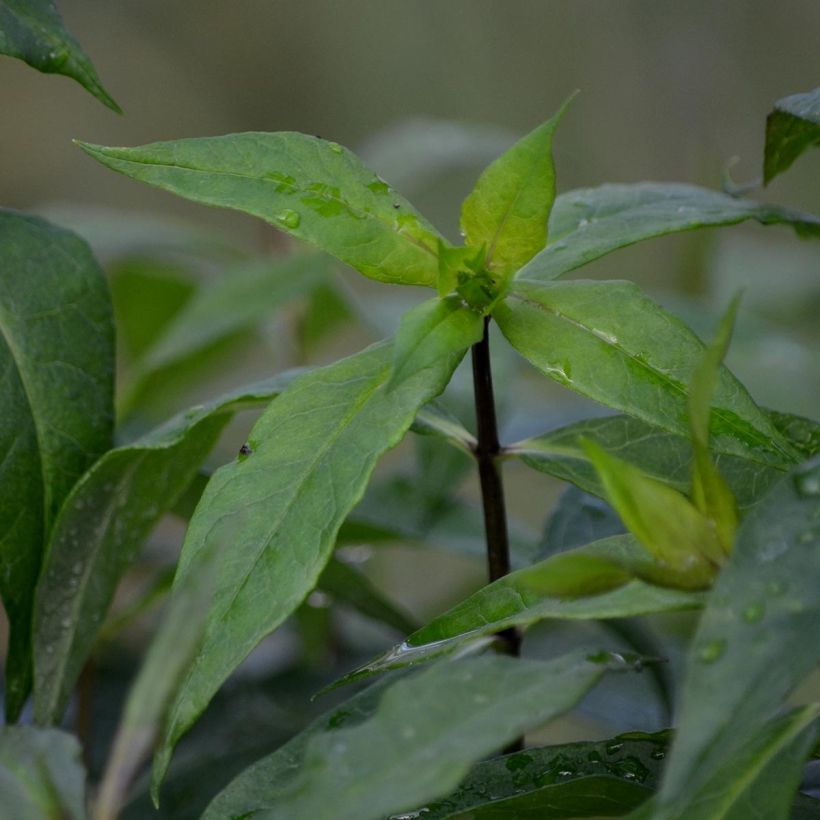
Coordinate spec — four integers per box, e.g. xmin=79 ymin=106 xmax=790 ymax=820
xmin=0 ymin=0 xmax=120 ymax=111
xmin=33 ymin=374 xmax=296 ymax=725
xmin=651 ymin=457 xmax=820 ymax=816
xmin=581 ymin=439 xmax=721 ymax=586
xmin=0 ymin=726 xmax=87 ymax=819
xmin=411 ymin=400 xmax=477 ymax=455
xmin=516 ymin=182 xmax=820 ymax=283
xmin=205 ymin=651 xmax=631 ymax=820
xmin=390 ymin=295 xmax=483 ymax=390
xmin=77 ymin=134 xmax=448 ymax=287
xmin=331 ymin=536 xmax=702 ymax=688
xmin=95 ymin=553 xmax=216 ymax=820
xmin=687 ymin=297 xmax=740 ymax=554
xmin=764 ymin=87 xmax=820 ymax=184
xmin=407 ymin=730 xmax=669 ymax=818
xmin=461 ymin=95 xmax=574 ymax=280
xmin=318 ymin=558 xmax=418 ymax=636
xmin=151 ymin=338 xmax=464 ymax=795
xmin=510 ymin=410 xmax=818 ymax=511
xmin=494 ymin=279 xmax=797 ymax=465
xmin=0 ymin=210 xmax=114 ymax=719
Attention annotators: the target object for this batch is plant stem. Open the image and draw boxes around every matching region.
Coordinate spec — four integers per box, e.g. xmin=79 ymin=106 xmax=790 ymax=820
xmin=471 ymin=316 xmax=520 ymax=658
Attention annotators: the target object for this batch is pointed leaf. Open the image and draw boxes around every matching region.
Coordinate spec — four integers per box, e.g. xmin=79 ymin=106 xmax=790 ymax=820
xmin=208 ymin=651 xmax=629 ymax=820
xmin=652 ymin=457 xmax=820 ymax=815
xmin=33 ymin=374 xmax=296 ymax=725
xmin=390 ymin=295 xmax=483 ymax=390
xmin=461 ymin=95 xmax=574 ymax=279
xmin=77 ymin=134 xmax=448 ymax=287
xmin=0 ymin=210 xmax=114 ymax=719
xmin=494 ymin=279 xmax=797 ymax=465
xmin=152 ymin=339 xmax=464 ymax=793
xmin=0 ymin=0 xmax=120 ymax=110
xmin=516 ymin=183 xmax=820 ymax=283
xmin=764 ymin=87 xmax=820 ymax=184
xmin=511 ymin=410 xmax=818 ymax=511
xmin=0 ymin=726 xmax=87 ymax=819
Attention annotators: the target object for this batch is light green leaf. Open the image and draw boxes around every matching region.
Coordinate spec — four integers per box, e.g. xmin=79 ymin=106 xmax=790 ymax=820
xmin=582 ymin=439 xmax=721 ymax=586
xmin=651 ymin=457 xmax=820 ymax=816
xmin=331 ymin=536 xmax=702 ymax=688
xmin=152 ymin=338 xmax=463 ymax=795
xmin=77 ymin=134 xmax=448 ymax=287
xmin=33 ymin=374 xmax=296 ymax=725
xmin=688 ymin=297 xmax=740 ymax=554
xmin=764 ymin=87 xmax=820 ymax=184
xmin=516 ymin=183 xmax=820 ymax=283
xmin=390 ymin=295 xmax=483 ymax=390
xmin=207 ymin=651 xmax=631 ymax=820
xmin=510 ymin=410 xmax=818 ymax=511
xmin=0 ymin=726 xmax=87 ymax=820
xmin=406 ymin=730 xmax=669 ymax=819
xmin=461 ymin=95 xmax=574 ymax=280
xmin=0 ymin=0 xmax=120 ymax=110
xmin=411 ymin=400 xmax=477 ymax=454
xmin=494 ymin=279 xmax=797 ymax=465
xmin=94 ymin=554 xmax=215 ymax=820
xmin=0 ymin=210 xmax=114 ymax=719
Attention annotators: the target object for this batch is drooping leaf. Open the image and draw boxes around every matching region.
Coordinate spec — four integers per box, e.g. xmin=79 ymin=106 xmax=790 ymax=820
xmin=494 ymin=279 xmax=797 ymax=465
xmin=389 ymin=295 xmax=483 ymax=391
xmin=0 ymin=726 xmax=87 ymax=819
xmin=33 ymin=373 xmax=297 ymax=725
xmin=331 ymin=536 xmax=702 ymax=689
xmin=764 ymin=87 xmax=820 ymax=184
xmin=460 ymin=95 xmax=574 ymax=280
xmin=0 ymin=0 xmax=120 ymax=110
xmin=510 ymin=410 xmax=818 ymax=511
xmin=406 ymin=730 xmax=670 ymax=819
xmin=581 ymin=438 xmax=721 ymax=586
xmin=206 ymin=651 xmax=634 ymax=820
xmin=152 ymin=338 xmax=465 ymax=794
xmin=515 ymin=182 xmax=820 ymax=283
xmin=95 ymin=553 xmax=216 ymax=820
xmin=0 ymin=210 xmax=114 ymax=719
xmin=651 ymin=457 xmax=820 ymax=816
xmin=77 ymin=134 xmax=448 ymax=287
xmin=687 ymin=296 xmax=740 ymax=554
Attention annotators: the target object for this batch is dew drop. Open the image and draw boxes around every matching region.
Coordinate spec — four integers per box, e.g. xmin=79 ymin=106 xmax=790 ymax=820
xmin=327 ymin=142 xmax=343 ymax=154
xmin=605 ymin=741 xmax=624 ymax=755
xmin=698 ymin=638 xmax=726 ymax=663
xmin=650 ymin=749 xmax=666 ymax=760
xmin=795 ymin=471 xmax=820 ymax=497
xmin=72 ymin=561 xmax=84 ymax=575
xmin=276 ymin=209 xmax=301 ymax=229
xmin=61 ymin=618 xmax=72 ymax=629
xmin=742 ymin=602 xmax=765 ymax=623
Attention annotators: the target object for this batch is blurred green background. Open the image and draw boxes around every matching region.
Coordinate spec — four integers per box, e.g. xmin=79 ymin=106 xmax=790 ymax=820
xmin=2 ymin=3 xmax=819 ymax=817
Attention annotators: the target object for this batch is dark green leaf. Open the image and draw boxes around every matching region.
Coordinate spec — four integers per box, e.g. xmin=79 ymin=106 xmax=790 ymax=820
xmin=0 ymin=726 xmax=87 ymax=819
xmin=0 ymin=0 xmax=120 ymax=110
xmin=494 ymin=279 xmax=797 ymax=465
xmin=0 ymin=210 xmax=114 ymax=719
xmin=461 ymin=95 xmax=574 ymax=280
xmin=651 ymin=457 xmax=820 ymax=816
xmin=764 ymin=87 xmax=820 ymax=184
xmin=206 ymin=651 xmax=631 ymax=820
xmin=152 ymin=338 xmax=464 ymax=795
xmin=407 ymin=730 xmax=669 ymax=819
xmin=33 ymin=374 xmax=296 ymax=725
xmin=77 ymin=134 xmax=448 ymax=287
xmin=516 ymin=183 xmax=820 ymax=283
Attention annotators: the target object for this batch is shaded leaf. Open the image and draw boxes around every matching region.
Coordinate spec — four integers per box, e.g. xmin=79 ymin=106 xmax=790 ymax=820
xmin=494 ymin=279 xmax=796 ymax=465
xmin=0 ymin=726 xmax=87 ymax=819
xmin=0 ymin=210 xmax=114 ymax=719
xmin=651 ymin=457 xmax=820 ymax=816
xmin=77 ymin=134 xmax=448 ymax=287
xmin=461 ymin=95 xmax=574 ymax=280
xmin=0 ymin=0 xmax=119 ymax=110
xmin=764 ymin=87 xmax=820 ymax=184
xmin=515 ymin=182 xmax=820 ymax=283
xmin=33 ymin=373 xmax=297 ymax=725
xmin=152 ymin=339 xmax=464 ymax=794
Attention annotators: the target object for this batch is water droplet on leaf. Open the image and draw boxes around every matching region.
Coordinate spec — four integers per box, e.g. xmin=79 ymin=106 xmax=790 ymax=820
xmin=276 ymin=210 xmax=301 ymax=229
xmin=698 ymin=638 xmax=726 ymax=663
